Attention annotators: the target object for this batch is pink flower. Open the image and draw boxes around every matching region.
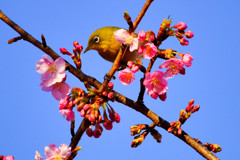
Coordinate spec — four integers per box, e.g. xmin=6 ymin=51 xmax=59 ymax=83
xmin=138 ymin=30 xmax=146 ymax=41
xmin=142 ymin=43 xmax=157 ymax=59
xmin=41 ymin=81 xmax=71 ymax=101
xmin=35 ymin=151 xmax=43 ymax=160
xmin=118 ymin=68 xmax=135 ymax=85
xmin=36 ymin=55 xmax=66 ymax=87
xmin=159 ymin=58 xmax=184 ymax=79
xmin=114 ymin=29 xmax=138 ymax=52
xmin=44 ymin=144 xmax=71 ymax=160
xmin=143 ymin=71 xmax=168 ymax=96
xmin=182 ymin=53 xmax=193 ymax=67
xmin=131 ymin=65 xmax=139 ymax=73
xmin=3 ymin=156 xmax=14 ymax=160
xmin=179 ymin=38 xmax=189 ymax=46
xmin=184 ymin=30 xmax=194 ymax=38
xmin=174 ymin=22 xmax=187 ymax=30
xmin=59 ymin=109 xmax=75 ymax=121
xmin=59 ymin=96 xmax=70 ymax=109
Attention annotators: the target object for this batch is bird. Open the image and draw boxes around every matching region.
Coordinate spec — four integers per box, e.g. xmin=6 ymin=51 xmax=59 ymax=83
xmin=84 ymin=26 xmax=142 ymax=65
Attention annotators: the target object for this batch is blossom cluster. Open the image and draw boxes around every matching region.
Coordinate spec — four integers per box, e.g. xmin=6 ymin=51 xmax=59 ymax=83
xmin=114 ymin=21 xmax=194 ymax=101
xmin=36 ymin=55 xmax=70 ymax=101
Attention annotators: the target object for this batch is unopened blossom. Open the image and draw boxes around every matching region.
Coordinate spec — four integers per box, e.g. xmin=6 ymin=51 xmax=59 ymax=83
xmin=44 ymin=144 xmax=71 ymax=160
xmin=36 ymin=55 xmax=66 ymax=87
xmin=143 ymin=71 xmax=168 ymax=96
xmin=103 ymin=120 xmax=113 ymax=130
xmin=182 ymin=53 xmax=193 ymax=67
xmin=3 ymin=156 xmax=14 ymax=160
xmin=118 ymin=68 xmax=135 ymax=85
xmin=174 ymin=22 xmax=187 ymax=30
xmin=41 ymin=81 xmax=71 ymax=101
xmin=180 ymin=38 xmax=189 ymax=46
xmin=142 ymin=43 xmax=157 ymax=59
xmin=59 ymin=109 xmax=75 ymax=121
xmin=114 ymin=29 xmax=138 ymax=52
xmin=184 ymin=30 xmax=194 ymax=38
xmin=159 ymin=58 xmax=184 ymax=79
xmin=131 ymin=65 xmax=139 ymax=73
xmin=138 ymin=30 xmax=146 ymax=41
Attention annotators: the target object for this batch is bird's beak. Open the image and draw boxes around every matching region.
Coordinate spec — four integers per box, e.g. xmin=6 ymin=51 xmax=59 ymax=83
xmin=84 ymin=46 xmax=91 ymax=53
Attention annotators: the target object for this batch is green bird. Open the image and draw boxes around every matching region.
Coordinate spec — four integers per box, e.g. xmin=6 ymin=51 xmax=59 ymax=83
xmin=84 ymin=26 xmax=142 ymax=64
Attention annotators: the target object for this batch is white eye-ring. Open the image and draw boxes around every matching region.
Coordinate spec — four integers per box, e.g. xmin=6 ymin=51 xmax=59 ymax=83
xmin=93 ymin=36 xmax=100 ymax=43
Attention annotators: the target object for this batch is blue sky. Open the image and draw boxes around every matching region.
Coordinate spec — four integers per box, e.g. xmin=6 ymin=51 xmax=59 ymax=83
xmin=1 ymin=0 xmax=240 ymax=159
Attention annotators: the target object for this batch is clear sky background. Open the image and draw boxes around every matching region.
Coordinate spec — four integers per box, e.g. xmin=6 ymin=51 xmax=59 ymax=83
xmin=1 ymin=0 xmax=239 ymax=159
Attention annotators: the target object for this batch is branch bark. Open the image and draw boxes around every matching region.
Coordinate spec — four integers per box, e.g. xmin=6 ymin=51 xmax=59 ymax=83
xmin=0 ymin=9 xmax=219 ymax=160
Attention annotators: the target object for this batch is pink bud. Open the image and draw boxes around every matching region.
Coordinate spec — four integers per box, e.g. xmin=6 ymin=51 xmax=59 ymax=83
xmin=180 ymin=38 xmax=189 ymax=46
xmin=127 ymin=61 xmax=134 ymax=68
xmin=76 ymin=45 xmax=83 ymax=53
xmin=184 ymin=30 xmax=194 ymax=39
xmin=148 ymin=30 xmax=155 ymax=41
xmin=93 ymin=128 xmax=102 ymax=138
xmin=107 ymin=81 xmax=114 ymax=89
xmin=103 ymin=120 xmax=113 ymax=130
xmin=73 ymin=41 xmax=79 ymax=48
xmin=159 ymin=92 xmax=167 ymax=101
xmin=138 ymin=30 xmax=146 ymax=41
xmin=131 ymin=65 xmax=139 ymax=73
xmin=174 ymin=22 xmax=188 ymax=30
xmin=108 ymin=92 xmax=114 ymax=99
xmin=151 ymin=92 xmax=158 ymax=99
xmin=115 ymin=113 xmax=120 ymax=123
xmin=60 ymin=48 xmax=72 ymax=55
xmin=86 ymin=127 xmax=93 ymax=137
xmin=102 ymin=91 xmax=108 ymax=96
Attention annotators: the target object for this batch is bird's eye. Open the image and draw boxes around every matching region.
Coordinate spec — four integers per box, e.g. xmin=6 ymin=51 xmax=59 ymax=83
xmin=93 ymin=36 xmax=100 ymax=44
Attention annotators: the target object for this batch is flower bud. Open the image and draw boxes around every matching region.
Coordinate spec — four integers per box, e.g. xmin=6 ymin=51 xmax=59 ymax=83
xmin=73 ymin=41 xmax=79 ymax=48
xmin=148 ymin=30 xmax=155 ymax=41
xmin=60 ymin=48 xmax=72 ymax=55
xmin=102 ymin=91 xmax=108 ymax=96
xmin=93 ymin=126 xmax=102 ymax=138
xmin=159 ymin=92 xmax=167 ymax=101
xmin=188 ymin=99 xmax=194 ymax=106
xmin=131 ymin=65 xmax=139 ymax=73
xmin=76 ymin=45 xmax=83 ymax=53
xmin=107 ymin=81 xmax=114 ymax=90
xmin=191 ymin=105 xmax=200 ymax=113
xmin=115 ymin=113 xmax=120 ymax=123
xmin=127 ymin=61 xmax=134 ymax=68
xmin=184 ymin=30 xmax=194 ymax=38
xmin=174 ymin=22 xmax=187 ymax=30
xmin=180 ymin=38 xmax=189 ymax=46
xmin=103 ymin=120 xmax=113 ymax=130
xmin=151 ymin=92 xmax=158 ymax=99
xmin=107 ymin=92 xmax=114 ymax=99
xmin=150 ymin=129 xmax=162 ymax=143
xmin=86 ymin=126 xmax=93 ymax=137
xmin=138 ymin=30 xmax=146 ymax=41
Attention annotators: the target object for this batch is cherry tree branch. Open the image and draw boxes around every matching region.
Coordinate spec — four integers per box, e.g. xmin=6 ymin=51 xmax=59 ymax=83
xmin=0 ymin=9 xmax=219 ymax=160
